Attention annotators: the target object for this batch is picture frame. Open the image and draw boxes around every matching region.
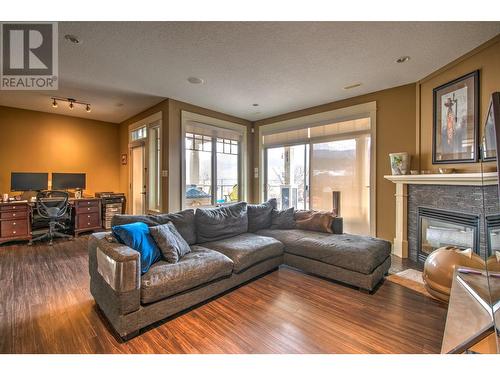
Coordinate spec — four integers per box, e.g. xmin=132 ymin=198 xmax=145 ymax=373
xmin=121 ymin=153 xmax=128 ymax=165
xmin=432 ymin=70 xmax=479 ymax=164
xmin=481 ymin=92 xmax=500 ymax=162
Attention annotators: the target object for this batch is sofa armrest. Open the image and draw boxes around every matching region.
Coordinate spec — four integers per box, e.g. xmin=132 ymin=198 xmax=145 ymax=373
xmin=332 ymin=217 xmax=343 ymax=234
xmin=88 ymin=232 xmax=141 ymax=315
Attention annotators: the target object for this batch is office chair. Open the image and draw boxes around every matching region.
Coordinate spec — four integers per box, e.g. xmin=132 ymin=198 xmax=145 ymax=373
xmin=29 ymin=191 xmax=72 ymax=246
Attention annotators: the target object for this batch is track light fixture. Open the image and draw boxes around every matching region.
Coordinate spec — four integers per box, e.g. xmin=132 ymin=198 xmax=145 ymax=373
xmin=51 ymin=97 xmax=91 ymax=113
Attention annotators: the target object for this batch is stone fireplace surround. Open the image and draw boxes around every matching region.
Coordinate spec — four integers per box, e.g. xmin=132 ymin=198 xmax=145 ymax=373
xmin=385 ymin=173 xmax=499 ymax=263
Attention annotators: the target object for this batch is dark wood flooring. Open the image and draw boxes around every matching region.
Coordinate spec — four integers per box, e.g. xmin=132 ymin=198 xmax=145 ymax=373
xmin=0 ymin=236 xmax=447 ymax=354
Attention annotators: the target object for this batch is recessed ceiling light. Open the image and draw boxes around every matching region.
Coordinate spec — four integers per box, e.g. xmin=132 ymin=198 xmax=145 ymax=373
xmin=396 ymin=56 xmax=411 ymax=63
xmin=343 ymin=83 xmax=362 ymax=90
xmin=187 ymin=77 xmax=204 ymax=84
xmin=64 ymin=34 xmax=81 ymax=44
xmin=252 ymin=103 xmax=259 ymax=107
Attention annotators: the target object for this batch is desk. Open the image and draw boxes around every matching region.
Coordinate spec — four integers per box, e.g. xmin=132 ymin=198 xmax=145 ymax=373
xmin=0 ymin=198 xmax=102 ymax=245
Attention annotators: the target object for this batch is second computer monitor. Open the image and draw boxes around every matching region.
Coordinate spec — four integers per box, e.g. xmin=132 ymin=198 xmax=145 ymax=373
xmin=52 ymin=173 xmax=86 ymax=190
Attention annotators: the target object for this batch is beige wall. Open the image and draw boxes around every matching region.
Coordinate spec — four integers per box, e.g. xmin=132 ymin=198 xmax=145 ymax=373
xmin=418 ymin=35 xmax=500 ymax=172
xmin=0 ymin=106 xmax=120 ymax=196
xmin=119 ymin=99 xmax=251 ymax=213
xmin=253 ymin=84 xmax=417 ymax=242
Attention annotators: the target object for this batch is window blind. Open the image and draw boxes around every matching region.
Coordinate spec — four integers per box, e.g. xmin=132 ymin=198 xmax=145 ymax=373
xmin=262 ymin=117 xmax=370 ymax=148
xmin=185 ymin=121 xmax=243 ymax=141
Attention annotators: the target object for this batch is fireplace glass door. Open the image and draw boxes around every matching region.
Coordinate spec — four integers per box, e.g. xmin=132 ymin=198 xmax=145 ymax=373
xmin=418 ymin=207 xmax=479 ymax=263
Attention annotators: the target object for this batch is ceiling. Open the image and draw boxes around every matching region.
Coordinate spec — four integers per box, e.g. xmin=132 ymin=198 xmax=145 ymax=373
xmin=1 ymin=22 xmax=499 ymax=123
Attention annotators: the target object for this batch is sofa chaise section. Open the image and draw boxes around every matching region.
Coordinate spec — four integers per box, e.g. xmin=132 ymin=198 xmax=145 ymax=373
xmin=256 ymin=228 xmax=391 ymax=291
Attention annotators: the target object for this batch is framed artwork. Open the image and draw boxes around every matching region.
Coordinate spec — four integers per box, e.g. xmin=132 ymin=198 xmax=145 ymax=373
xmin=432 ymin=70 xmax=479 ymax=164
xmin=121 ymin=153 xmax=128 ymax=165
xmin=482 ymin=93 xmax=500 ymax=161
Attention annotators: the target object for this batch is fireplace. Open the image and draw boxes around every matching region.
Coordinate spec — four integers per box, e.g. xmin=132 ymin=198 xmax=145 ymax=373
xmin=417 ymin=207 xmax=480 ymax=263
xmin=486 ymin=214 xmax=500 ymax=256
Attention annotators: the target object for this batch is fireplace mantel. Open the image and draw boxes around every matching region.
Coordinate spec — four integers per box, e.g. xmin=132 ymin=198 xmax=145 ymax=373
xmin=385 ymin=172 xmax=498 ymax=258
xmin=384 ymin=172 xmax=498 ymax=186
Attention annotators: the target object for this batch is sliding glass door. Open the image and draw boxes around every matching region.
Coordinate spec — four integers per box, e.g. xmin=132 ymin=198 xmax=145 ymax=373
xmin=265 ymin=144 xmax=309 ymax=210
xmin=310 ymin=134 xmax=371 ymax=235
xmin=263 ymin=117 xmax=372 ymax=235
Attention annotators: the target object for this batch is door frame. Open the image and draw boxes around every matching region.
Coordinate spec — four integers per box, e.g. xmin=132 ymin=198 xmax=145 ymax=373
xmin=128 ymin=112 xmax=163 ymax=214
xmin=129 ymin=140 xmax=146 ymax=215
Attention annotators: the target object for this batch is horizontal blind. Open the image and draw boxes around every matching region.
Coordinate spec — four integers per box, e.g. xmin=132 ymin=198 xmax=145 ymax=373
xmin=309 ymin=118 xmax=370 ymax=139
xmin=262 ymin=117 xmax=370 ymax=148
xmin=262 ymin=128 xmax=309 ymax=147
xmin=185 ymin=121 xmax=243 ymax=141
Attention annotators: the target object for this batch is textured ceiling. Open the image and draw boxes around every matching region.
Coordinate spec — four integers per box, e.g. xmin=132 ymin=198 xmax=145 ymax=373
xmin=0 ymin=22 xmax=499 ymax=123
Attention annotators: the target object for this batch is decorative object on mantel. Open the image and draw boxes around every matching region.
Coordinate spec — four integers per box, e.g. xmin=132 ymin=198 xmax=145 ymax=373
xmin=389 ymin=152 xmax=410 ymax=175
xmin=432 ymin=70 xmax=479 ymax=164
xmin=438 ymin=168 xmax=455 ymax=174
xmin=422 ymin=246 xmax=485 ymax=302
xmin=410 ymin=170 xmax=419 ymax=175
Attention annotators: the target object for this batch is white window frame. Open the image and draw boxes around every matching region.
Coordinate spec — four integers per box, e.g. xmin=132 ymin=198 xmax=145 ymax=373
xmin=258 ymin=101 xmax=377 ymax=236
xmin=128 ymin=112 xmax=163 ymax=214
xmin=181 ymin=111 xmax=248 ymax=209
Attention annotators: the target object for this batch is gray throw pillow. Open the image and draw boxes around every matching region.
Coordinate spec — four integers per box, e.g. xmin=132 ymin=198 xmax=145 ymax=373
xmin=195 ymin=202 xmax=248 ymax=243
xmin=111 ymin=209 xmax=197 ymax=245
xmin=247 ymin=198 xmax=277 ymax=232
xmin=270 ymin=207 xmax=296 ymax=229
xmin=150 ymin=222 xmax=191 ymax=263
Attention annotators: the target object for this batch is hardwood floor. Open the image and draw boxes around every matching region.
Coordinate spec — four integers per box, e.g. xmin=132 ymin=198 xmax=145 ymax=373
xmin=0 ymin=236 xmax=447 ymax=354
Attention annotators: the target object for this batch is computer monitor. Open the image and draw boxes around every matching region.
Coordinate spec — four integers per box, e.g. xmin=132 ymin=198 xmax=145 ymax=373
xmin=11 ymin=172 xmax=49 ymax=192
xmin=52 ymin=173 xmax=86 ymax=190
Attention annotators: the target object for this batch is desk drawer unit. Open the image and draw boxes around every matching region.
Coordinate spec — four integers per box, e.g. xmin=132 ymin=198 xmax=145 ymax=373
xmin=73 ymin=199 xmax=102 ymax=236
xmin=0 ymin=202 xmax=31 ymax=245
xmin=77 ymin=213 xmax=100 ymax=229
xmin=1 ymin=220 xmax=28 ymax=236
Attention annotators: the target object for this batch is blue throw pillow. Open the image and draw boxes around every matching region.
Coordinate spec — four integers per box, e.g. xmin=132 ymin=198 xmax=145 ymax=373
xmin=112 ymin=222 xmax=161 ymax=274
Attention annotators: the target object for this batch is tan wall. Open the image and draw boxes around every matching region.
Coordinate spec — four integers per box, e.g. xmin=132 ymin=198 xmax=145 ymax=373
xmin=119 ymin=99 xmax=251 ymax=213
xmin=418 ymin=35 xmax=500 ymax=172
xmin=0 ymin=106 xmax=120 ymax=196
xmin=253 ymin=84 xmax=417 ymax=242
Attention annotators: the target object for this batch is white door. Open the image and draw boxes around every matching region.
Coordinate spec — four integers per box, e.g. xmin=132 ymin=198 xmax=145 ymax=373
xmin=130 ymin=143 xmax=146 ymax=215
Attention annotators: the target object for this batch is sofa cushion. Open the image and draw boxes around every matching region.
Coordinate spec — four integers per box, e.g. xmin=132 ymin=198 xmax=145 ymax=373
xmin=270 ymin=207 xmax=296 ymax=229
xmin=195 ymin=202 xmax=248 ymax=243
xmin=150 ymin=222 xmax=191 ymax=263
xmin=140 ymin=246 xmax=234 ymax=304
xmin=202 ymin=233 xmax=284 ymax=273
xmin=112 ymin=222 xmax=161 ymax=274
xmin=111 ymin=209 xmax=197 ymax=245
xmin=247 ymin=198 xmax=277 ymax=232
xmin=256 ymin=229 xmax=391 ymax=275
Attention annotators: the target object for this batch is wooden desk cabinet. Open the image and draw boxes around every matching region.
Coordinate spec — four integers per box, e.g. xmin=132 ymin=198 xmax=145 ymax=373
xmin=72 ymin=198 xmax=102 ymax=236
xmin=0 ymin=202 xmax=32 ymax=245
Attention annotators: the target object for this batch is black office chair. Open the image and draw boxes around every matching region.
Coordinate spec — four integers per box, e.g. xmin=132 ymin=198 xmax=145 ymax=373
xmin=29 ymin=191 xmax=72 ymax=245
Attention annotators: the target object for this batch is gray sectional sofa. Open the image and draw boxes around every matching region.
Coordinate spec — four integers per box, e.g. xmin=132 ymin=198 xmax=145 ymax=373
xmin=88 ymin=202 xmax=391 ymax=339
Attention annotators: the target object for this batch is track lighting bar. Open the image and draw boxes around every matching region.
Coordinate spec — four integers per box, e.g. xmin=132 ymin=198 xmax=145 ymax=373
xmin=51 ymin=97 xmax=92 ymax=112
